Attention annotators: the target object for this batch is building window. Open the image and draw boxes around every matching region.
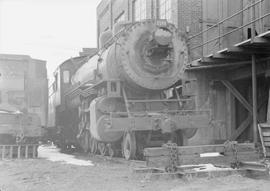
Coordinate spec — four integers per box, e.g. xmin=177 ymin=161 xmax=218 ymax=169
xmin=159 ymin=0 xmax=172 ymax=23
xmin=114 ymin=12 xmax=125 ymax=24
xmin=133 ymin=0 xmax=147 ymax=21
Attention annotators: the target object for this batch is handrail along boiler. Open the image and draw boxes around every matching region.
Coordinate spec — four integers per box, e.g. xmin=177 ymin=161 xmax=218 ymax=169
xmin=49 ymin=20 xmax=210 ymax=159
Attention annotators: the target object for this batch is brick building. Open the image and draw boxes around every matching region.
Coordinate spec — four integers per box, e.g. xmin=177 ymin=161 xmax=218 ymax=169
xmin=97 ymin=0 xmax=270 ymax=58
xmin=96 ymin=0 xmax=203 ymax=50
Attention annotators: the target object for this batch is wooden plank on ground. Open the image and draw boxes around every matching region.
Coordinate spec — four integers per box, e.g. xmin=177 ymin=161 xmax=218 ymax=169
xmin=144 ymin=143 xmax=256 ymax=157
xmin=146 ymin=152 xmax=260 ymax=168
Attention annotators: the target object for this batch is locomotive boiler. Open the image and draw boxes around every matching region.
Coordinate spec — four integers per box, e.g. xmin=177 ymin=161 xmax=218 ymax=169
xmin=49 ymin=20 xmax=210 ymax=159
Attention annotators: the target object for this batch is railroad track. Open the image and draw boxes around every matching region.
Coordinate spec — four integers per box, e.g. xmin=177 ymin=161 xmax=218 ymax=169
xmin=0 ymin=144 xmax=39 ymax=160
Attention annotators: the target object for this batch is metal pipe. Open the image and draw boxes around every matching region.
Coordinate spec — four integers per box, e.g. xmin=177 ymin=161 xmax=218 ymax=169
xmin=252 ymin=54 xmax=258 ymax=143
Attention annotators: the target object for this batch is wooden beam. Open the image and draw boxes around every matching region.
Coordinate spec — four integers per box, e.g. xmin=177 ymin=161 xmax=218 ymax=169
xmin=230 ymin=95 xmax=267 ymax=140
xmin=253 ymin=36 xmax=270 ymax=44
xmin=226 ymin=90 xmax=235 ymax=139
xmin=227 ymin=64 xmax=266 ymax=81
xmin=211 ymin=53 xmax=250 ymax=60
xmin=144 ymin=143 xmax=259 ymax=168
xmin=144 ymin=143 xmax=256 ymax=157
xmin=231 ymin=115 xmax=252 ymax=140
xmin=221 ymin=80 xmax=253 ymax=114
xmin=227 ymin=47 xmax=270 ymax=55
xmin=252 ymin=54 xmax=258 ymax=143
xmin=200 ymin=57 xmax=246 ymax=64
xmin=146 ymin=152 xmax=259 ymax=167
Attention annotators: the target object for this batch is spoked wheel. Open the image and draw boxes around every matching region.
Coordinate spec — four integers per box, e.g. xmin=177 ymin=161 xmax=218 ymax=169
xmin=98 ymin=142 xmax=107 ymax=156
xmin=89 ymin=137 xmax=98 ymax=154
xmin=122 ymin=131 xmax=136 ymax=160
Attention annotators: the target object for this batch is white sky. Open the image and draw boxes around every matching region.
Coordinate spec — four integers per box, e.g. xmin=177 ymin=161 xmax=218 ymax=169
xmin=0 ymin=0 xmax=101 ymax=78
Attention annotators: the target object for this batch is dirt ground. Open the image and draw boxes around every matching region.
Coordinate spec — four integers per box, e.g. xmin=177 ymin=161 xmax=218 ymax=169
xmin=1 ymin=148 xmax=270 ymax=191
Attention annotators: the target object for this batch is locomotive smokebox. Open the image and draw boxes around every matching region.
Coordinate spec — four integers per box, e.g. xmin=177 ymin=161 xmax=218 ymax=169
xmin=72 ymin=20 xmax=188 ymax=91
xmin=100 ymin=20 xmax=189 ymax=91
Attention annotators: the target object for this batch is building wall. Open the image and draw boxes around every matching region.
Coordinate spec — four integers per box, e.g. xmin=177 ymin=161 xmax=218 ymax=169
xmin=97 ymin=0 xmax=270 ymax=55
xmin=97 ymin=0 xmax=189 ymax=47
xmin=96 ymin=0 xmax=270 ymax=144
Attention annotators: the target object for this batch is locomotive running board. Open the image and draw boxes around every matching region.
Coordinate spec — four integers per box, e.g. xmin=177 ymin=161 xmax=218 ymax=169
xmin=0 ymin=144 xmax=39 ymax=160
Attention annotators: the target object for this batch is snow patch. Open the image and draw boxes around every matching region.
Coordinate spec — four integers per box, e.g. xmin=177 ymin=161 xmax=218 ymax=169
xmin=182 ymin=163 xmax=232 ymax=172
xmin=38 ymin=145 xmax=94 ymax=166
xmin=200 ymin=152 xmax=223 ymax=157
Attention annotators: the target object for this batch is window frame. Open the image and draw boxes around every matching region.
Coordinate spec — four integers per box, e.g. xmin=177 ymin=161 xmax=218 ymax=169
xmin=158 ymin=0 xmax=173 ymax=24
xmin=133 ymin=0 xmax=147 ymax=22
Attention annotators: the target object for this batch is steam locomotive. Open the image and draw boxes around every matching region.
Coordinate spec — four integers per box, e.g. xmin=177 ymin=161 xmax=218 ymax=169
xmin=48 ymin=20 xmax=210 ymax=159
xmin=0 ymin=54 xmax=48 ymax=145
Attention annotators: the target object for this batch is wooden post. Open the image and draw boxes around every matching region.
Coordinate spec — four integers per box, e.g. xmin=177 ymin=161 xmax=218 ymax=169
xmin=33 ymin=145 xmax=37 ymax=158
xmin=25 ymin=145 xmax=28 ymax=159
xmin=252 ymin=54 xmax=258 ymax=143
xmin=18 ymin=146 xmax=21 ymax=159
xmin=2 ymin=146 xmax=5 ymax=159
xmin=9 ymin=146 xmax=13 ymax=159
xmin=251 ymin=0 xmax=258 ymax=144
xmin=1 ymin=146 xmax=3 ymax=159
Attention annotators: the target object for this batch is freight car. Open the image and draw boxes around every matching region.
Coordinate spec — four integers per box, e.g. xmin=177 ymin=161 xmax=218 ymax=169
xmin=0 ymin=54 xmax=48 ymax=158
xmin=48 ymin=20 xmax=210 ymax=159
